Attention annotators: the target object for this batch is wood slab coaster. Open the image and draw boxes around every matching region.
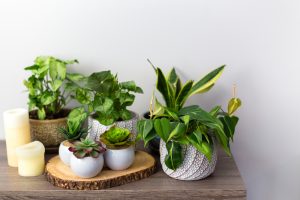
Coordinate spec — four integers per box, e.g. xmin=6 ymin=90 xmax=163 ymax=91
xmin=45 ymin=151 xmax=156 ymax=190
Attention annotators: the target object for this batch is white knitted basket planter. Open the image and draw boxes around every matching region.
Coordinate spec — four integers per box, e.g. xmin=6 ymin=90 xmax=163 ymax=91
xmin=87 ymin=111 xmax=139 ymax=141
xmin=160 ymin=140 xmax=217 ymax=180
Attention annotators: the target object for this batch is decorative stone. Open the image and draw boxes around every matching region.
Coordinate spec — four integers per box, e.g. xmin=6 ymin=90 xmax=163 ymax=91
xmin=160 ymin=140 xmax=217 ymax=180
xmin=87 ymin=111 xmax=139 ymax=141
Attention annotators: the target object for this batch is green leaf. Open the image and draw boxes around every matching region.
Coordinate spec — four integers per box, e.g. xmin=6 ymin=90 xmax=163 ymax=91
xmin=175 ymin=80 xmax=194 ymax=109
xmin=67 ymin=73 xmax=86 ymax=82
xmin=220 ymin=115 xmax=239 ymax=141
xmin=57 ymin=62 xmax=67 ymax=79
xmin=120 ymin=81 xmax=143 ymax=93
xmin=167 ymin=68 xmax=178 ymax=84
xmin=164 ymin=141 xmax=182 ymax=170
xmin=37 ymin=108 xmax=46 ymax=120
xmin=119 ymin=93 xmax=135 ymax=107
xmin=210 ymin=106 xmax=221 ymax=117
xmin=156 ymin=68 xmax=173 ymax=107
xmin=67 ymin=107 xmax=88 ymax=135
xmin=152 ymin=98 xmax=165 ymax=116
xmin=189 ymin=65 xmax=225 ymax=96
xmin=187 ymin=131 xmax=212 ymax=160
xmin=137 ymin=119 xmax=156 ymax=146
xmin=167 ymin=122 xmax=187 ymax=142
xmin=51 ymin=79 xmax=63 ymax=91
xmin=179 ymin=105 xmax=230 ymax=155
xmin=119 ymin=109 xmax=132 ymax=120
xmin=75 ymin=88 xmax=92 ymax=105
xmin=228 ymin=98 xmax=242 ymax=116
xmin=93 ymin=96 xmax=114 ymax=114
xmin=154 ymin=118 xmax=171 ymax=142
xmin=86 ymin=71 xmax=115 ymax=92
xmin=40 ymin=92 xmax=56 ymax=105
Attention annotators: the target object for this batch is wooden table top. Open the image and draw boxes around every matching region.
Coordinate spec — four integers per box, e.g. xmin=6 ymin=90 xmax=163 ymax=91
xmin=0 ymin=141 xmax=246 ymax=200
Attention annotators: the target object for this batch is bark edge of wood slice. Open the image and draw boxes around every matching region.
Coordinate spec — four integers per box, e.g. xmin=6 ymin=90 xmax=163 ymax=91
xmin=45 ymin=151 xmax=156 ymax=190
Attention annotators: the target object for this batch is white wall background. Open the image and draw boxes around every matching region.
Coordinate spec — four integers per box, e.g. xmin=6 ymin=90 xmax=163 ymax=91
xmin=1 ymin=0 xmax=300 ymax=199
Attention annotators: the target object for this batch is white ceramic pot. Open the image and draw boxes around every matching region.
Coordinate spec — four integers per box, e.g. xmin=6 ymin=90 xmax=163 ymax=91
xmin=87 ymin=111 xmax=139 ymax=141
xmin=58 ymin=140 xmax=73 ymax=166
xmin=70 ymin=154 xmax=104 ymax=178
xmin=104 ymin=146 xmax=135 ymax=170
xmin=160 ymin=140 xmax=218 ymax=180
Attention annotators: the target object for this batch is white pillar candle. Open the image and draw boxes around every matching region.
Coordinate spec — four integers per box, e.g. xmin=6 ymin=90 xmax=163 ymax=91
xmin=16 ymin=141 xmax=45 ymax=176
xmin=3 ymin=108 xmax=31 ymax=167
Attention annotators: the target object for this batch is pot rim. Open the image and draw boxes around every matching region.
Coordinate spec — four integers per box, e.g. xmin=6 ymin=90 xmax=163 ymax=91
xmin=89 ymin=110 xmax=139 ymax=123
xmin=29 ymin=109 xmax=71 ymax=123
xmin=105 ymin=145 xmax=134 ymax=151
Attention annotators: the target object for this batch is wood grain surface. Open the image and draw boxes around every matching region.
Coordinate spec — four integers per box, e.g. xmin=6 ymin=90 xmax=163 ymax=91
xmin=46 ymin=151 xmax=156 ymax=190
xmin=0 ymin=141 xmax=246 ymax=200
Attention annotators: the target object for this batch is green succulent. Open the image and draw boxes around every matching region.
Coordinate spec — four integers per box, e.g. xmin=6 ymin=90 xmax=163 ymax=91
xmin=58 ymin=107 xmax=88 ymax=141
xmin=100 ymin=126 xmax=134 ymax=149
xmin=69 ymin=138 xmax=106 ymax=159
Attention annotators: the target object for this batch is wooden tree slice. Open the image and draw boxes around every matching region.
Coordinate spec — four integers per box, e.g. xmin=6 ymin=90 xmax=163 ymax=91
xmin=45 ymin=151 xmax=156 ymax=190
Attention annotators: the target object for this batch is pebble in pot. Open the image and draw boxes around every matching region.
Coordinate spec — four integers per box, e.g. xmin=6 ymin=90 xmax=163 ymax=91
xmin=100 ymin=126 xmax=135 ymax=170
xmin=69 ymin=138 xmax=106 ymax=178
xmin=57 ymin=107 xmax=88 ymax=166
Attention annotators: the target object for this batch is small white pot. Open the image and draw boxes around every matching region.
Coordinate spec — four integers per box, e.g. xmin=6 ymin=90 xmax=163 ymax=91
xmin=59 ymin=140 xmax=73 ymax=166
xmin=104 ymin=146 xmax=135 ymax=170
xmin=70 ymin=154 xmax=104 ymax=178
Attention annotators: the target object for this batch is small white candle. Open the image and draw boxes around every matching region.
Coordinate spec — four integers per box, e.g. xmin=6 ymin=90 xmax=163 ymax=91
xmin=3 ymin=108 xmax=31 ymax=167
xmin=16 ymin=141 xmax=45 ymax=176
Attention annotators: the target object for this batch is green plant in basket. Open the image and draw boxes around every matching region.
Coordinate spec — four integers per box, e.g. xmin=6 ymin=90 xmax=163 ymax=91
xmin=58 ymin=107 xmax=88 ymax=141
xmin=100 ymin=126 xmax=134 ymax=149
xmin=69 ymin=138 xmax=106 ymax=159
xmin=65 ymin=71 xmax=143 ymax=125
xmin=137 ymin=60 xmax=242 ymax=170
xmin=23 ymin=56 xmax=78 ymax=120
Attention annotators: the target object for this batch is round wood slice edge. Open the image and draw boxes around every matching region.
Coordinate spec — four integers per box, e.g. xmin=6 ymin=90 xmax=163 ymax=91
xmin=45 ymin=151 xmax=156 ymax=190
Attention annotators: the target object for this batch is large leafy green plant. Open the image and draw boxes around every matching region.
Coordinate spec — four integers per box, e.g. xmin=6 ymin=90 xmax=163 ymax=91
xmin=100 ymin=126 xmax=134 ymax=149
xmin=138 ymin=61 xmax=242 ymax=170
xmin=66 ymin=71 xmax=143 ymax=125
xmin=23 ymin=56 xmax=78 ymax=120
xmin=58 ymin=107 xmax=88 ymax=141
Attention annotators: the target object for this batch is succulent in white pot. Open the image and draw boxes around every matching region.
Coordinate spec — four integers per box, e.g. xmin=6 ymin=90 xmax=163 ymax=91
xmin=100 ymin=126 xmax=135 ymax=170
xmin=58 ymin=107 xmax=88 ymax=166
xmin=65 ymin=71 xmax=143 ymax=141
xmin=68 ymin=138 xmax=106 ymax=178
xmin=137 ymin=61 xmax=242 ymax=180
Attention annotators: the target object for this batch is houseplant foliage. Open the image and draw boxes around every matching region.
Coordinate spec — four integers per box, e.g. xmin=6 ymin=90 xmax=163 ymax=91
xmin=100 ymin=126 xmax=134 ymax=149
xmin=138 ymin=61 xmax=242 ymax=170
xmin=58 ymin=107 xmax=88 ymax=141
xmin=69 ymin=138 xmax=106 ymax=159
xmin=23 ymin=56 xmax=78 ymax=120
xmin=65 ymin=71 xmax=143 ymax=125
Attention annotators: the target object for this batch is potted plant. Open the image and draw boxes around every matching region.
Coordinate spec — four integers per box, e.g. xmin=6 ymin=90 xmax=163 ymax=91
xmin=65 ymin=71 xmax=143 ymax=141
xmin=137 ymin=61 xmax=242 ymax=180
xmin=68 ymin=138 xmax=106 ymax=178
xmin=23 ymin=56 xmax=78 ymax=151
xmin=100 ymin=126 xmax=135 ymax=170
xmin=58 ymin=107 xmax=88 ymax=166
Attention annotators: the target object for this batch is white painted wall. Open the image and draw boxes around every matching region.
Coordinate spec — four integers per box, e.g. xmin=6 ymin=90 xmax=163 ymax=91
xmin=1 ymin=0 xmax=300 ymax=199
